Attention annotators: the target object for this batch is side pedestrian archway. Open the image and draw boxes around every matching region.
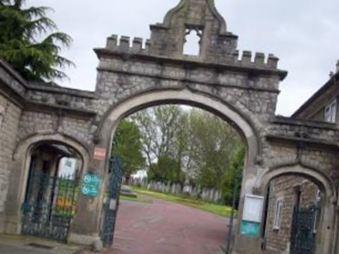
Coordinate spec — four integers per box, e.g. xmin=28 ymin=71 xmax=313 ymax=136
xmin=258 ymin=163 xmax=337 ymax=254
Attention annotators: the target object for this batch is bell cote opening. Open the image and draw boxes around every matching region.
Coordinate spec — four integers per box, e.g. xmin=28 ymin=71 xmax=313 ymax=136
xmin=183 ymin=28 xmax=202 ymax=56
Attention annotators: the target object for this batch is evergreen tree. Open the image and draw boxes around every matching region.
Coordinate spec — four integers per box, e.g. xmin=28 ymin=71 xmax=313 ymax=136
xmin=0 ymin=0 xmax=73 ymax=81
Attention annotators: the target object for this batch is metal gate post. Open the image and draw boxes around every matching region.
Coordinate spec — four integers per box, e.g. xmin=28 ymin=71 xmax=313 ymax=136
xmin=100 ymin=156 xmax=123 ymax=247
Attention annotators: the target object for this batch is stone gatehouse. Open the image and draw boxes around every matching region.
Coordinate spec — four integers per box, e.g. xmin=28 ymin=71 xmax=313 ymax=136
xmin=0 ymin=0 xmax=338 ymax=253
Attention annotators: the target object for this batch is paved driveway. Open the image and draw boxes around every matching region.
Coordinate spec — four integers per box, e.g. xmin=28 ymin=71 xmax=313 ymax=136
xmin=110 ymin=198 xmax=228 ymax=254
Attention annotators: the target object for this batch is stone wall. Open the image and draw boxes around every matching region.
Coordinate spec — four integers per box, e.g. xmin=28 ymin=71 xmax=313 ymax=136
xmin=0 ymin=93 xmax=21 ymax=232
xmin=17 ymin=111 xmax=95 ymax=149
xmin=0 ymin=59 xmax=97 ymax=234
xmin=0 ymin=1 xmax=338 ymax=253
xmin=264 ymin=175 xmax=319 ymax=253
xmin=264 ymin=138 xmax=338 ymax=180
xmin=268 ymin=117 xmax=339 ymax=146
xmin=95 ymin=52 xmax=283 ymax=125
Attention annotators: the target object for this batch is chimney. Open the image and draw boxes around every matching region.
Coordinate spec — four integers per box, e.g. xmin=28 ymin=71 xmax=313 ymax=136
xmin=336 ymin=60 xmax=339 ymax=73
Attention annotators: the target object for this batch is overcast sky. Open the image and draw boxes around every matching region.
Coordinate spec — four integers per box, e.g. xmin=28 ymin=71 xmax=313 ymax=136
xmin=28 ymin=0 xmax=339 ymax=116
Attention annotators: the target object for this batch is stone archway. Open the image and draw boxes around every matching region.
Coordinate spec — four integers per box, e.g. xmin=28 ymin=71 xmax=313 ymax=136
xmin=257 ymin=164 xmax=337 ymax=254
xmin=70 ymin=0 xmax=286 ymax=249
xmin=96 ymin=89 xmax=260 ymax=168
xmin=4 ymin=133 xmax=90 ymax=235
xmin=84 ymin=88 xmax=264 ymax=248
xmin=258 ymin=163 xmax=336 ymax=199
xmin=0 ymin=0 xmax=337 ymax=253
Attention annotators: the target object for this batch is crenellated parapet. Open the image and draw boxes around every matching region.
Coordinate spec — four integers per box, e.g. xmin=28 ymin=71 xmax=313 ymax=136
xmin=105 ymin=35 xmax=150 ymax=54
xmin=235 ymin=51 xmax=280 ymax=69
xmin=98 ymin=0 xmax=285 ymax=72
xmin=101 ymin=35 xmax=282 ymax=72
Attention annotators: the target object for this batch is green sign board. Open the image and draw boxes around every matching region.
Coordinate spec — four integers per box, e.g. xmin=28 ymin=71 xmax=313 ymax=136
xmin=81 ymin=173 xmax=101 ymax=198
xmin=240 ymin=220 xmax=260 ymax=238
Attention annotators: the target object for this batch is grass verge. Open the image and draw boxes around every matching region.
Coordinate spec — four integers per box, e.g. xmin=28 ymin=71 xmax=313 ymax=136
xmin=131 ymin=187 xmax=234 ymax=217
xmin=120 ymin=193 xmax=153 ymax=204
xmin=120 ymin=195 xmax=138 ymax=202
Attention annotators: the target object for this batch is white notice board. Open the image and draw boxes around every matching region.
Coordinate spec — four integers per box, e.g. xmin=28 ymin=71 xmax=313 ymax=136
xmin=242 ymin=194 xmax=264 ymax=223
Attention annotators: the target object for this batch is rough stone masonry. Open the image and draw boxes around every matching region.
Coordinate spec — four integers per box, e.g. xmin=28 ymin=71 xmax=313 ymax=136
xmin=0 ymin=0 xmax=338 ymax=254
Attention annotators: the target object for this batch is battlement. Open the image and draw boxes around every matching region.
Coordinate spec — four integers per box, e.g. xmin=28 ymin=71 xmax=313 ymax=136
xmin=104 ymin=35 xmax=280 ymax=70
xmin=105 ymin=35 xmax=150 ymax=53
xmin=235 ymin=51 xmax=280 ymax=69
xmin=101 ymin=0 xmax=283 ymax=74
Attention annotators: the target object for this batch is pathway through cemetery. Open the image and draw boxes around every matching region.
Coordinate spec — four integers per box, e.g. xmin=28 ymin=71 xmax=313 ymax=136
xmin=109 ymin=198 xmax=228 ymax=254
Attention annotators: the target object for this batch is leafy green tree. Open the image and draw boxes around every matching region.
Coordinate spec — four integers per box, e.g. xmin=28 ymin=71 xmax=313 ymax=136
xmin=221 ymin=146 xmax=245 ymax=207
xmin=131 ymin=105 xmax=184 ymax=166
xmin=148 ymin=156 xmax=184 ymax=184
xmin=188 ymin=109 xmax=243 ymax=190
xmin=128 ymin=105 xmax=245 ymax=198
xmin=112 ymin=120 xmax=145 ymax=183
xmin=0 ymin=0 xmax=73 ymax=81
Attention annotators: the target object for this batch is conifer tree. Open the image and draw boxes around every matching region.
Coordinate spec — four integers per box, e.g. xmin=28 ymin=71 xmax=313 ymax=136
xmin=0 ymin=0 xmax=73 ymax=81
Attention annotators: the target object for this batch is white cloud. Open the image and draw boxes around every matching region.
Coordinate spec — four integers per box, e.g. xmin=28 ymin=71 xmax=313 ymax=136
xmin=27 ymin=0 xmax=339 ymax=116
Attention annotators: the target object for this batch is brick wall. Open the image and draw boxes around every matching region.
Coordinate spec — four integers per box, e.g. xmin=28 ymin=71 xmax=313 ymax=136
xmin=264 ymin=175 xmax=319 ymax=253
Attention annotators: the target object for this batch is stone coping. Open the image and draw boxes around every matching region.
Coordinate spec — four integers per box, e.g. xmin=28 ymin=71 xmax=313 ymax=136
xmin=27 ymin=82 xmax=96 ymax=99
xmin=0 ymin=59 xmax=28 ymax=87
xmin=0 ymin=59 xmax=95 ymax=99
xmin=0 ymin=59 xmax=97 ymax=115
xmin=273 ymin=116 xmax=338 ymax=130
xmin=266 ymin=134 xmax=339 ymax=150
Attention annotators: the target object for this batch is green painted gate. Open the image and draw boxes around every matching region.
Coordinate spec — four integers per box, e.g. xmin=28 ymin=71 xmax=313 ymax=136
xmin=21 ymin=170 xmax=79 ymax=242
xmin=100 ymin=156 xmax=123 ymax=247
xmin=290 ymin=206 xmax=318 ymax=254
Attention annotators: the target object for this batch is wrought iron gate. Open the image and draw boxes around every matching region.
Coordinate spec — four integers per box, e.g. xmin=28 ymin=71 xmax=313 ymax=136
xmin=100 ymin=156 xmax=123 ymax=247
xmin=21 ymin=170 xmax=79 ymax=242
xmin=290 ymin=206 xmax=318 ymax=254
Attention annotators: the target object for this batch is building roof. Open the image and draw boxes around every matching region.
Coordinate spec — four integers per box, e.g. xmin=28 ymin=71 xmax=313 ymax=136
xmin=292 ymin=71 xmax=338 ymax=118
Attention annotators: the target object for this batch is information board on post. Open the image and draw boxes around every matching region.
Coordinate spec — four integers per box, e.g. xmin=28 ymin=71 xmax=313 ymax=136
xmin=240 ymin=194 xmax=264 ymax=238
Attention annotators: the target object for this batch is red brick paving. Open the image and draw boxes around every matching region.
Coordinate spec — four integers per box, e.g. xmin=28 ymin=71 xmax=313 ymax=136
xmin=107 ymin=198 xmax=228 ymax=254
